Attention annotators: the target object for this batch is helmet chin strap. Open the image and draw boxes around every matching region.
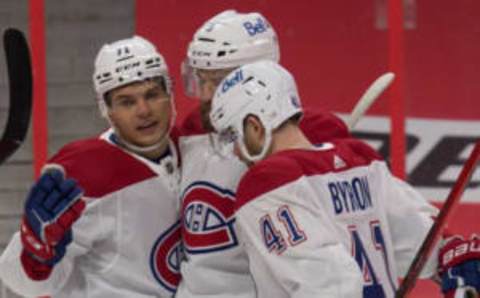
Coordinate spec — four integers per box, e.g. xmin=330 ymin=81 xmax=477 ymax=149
xmin=115 ymin=132 xmax=169 ymax=153
xmin=238 ymin=128 xmax=272 ymax=163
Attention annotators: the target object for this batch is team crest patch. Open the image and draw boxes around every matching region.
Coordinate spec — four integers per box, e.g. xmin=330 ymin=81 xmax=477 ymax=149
xmin=182 ymin=181 xmax=238 ymax=254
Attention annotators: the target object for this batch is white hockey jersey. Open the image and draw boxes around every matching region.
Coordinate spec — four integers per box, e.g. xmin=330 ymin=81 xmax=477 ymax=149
xmin=234 ymin=139 xmax=439 ymax=298
xmin=176 ymin=108 xmax=351 ymax=297
xmin=0 ymin=129 xmax=182 ymax=298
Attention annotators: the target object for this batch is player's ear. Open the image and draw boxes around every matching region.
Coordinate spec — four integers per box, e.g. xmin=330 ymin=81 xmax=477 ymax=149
xmin=245 ymin=115 xmax=263 ymax=133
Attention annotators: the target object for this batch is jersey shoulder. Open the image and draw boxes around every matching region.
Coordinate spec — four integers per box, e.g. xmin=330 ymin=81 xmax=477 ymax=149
xmin=236 ymin=138 xmax=383 ymax=210
xmin=48 ymin=137 xmax=157 ymax=198
xmin=335 ymin=138 xmax=383 ymax=162
xmin=300 ymin=108 xmax=350 ymax=143
xmin=236 ymin=153 xmax=304 ymax=211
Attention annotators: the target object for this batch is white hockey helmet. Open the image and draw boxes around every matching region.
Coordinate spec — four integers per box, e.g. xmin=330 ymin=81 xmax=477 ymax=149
xmin=93 ymin=36 xmax=171 ymax=106
xmin=182 ymin=10 xmax=280 ymax=97
xmin=93 ymin=36 xmax=175 ymax=154
xmin=210 ymin=60 xmax=302 ymax=162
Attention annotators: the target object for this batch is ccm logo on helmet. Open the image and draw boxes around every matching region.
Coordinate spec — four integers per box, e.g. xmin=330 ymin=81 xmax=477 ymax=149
xmin=182 ymin=181 xmax=238 ymax=254
xmin=221 ymin=70 xmax=244 ymax=93
xmin=150 ymin=221 xmax=182 ymax=293
xmin=243 ymin=17 xmax=269 ymax=36
xmin=115 ymin=61 xmax=141 ymax=74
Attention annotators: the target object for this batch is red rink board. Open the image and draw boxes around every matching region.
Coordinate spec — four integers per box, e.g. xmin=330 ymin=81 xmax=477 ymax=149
xmin=136 ymin=1 xmax=480 ymax=297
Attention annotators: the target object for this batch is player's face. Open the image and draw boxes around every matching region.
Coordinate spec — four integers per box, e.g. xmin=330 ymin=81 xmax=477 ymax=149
xmin=196 ymin=67 xmax=235 ymax=131
xmin=107 ymin=80 xmax=172 ymax=149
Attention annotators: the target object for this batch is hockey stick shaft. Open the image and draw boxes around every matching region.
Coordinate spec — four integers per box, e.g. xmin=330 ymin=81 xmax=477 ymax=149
xmin=0 ymin=28 xmax=33 ymax=165
xmin=395 ymin=141 xmax=480 ymax=298
xmin=347 ymin=72 xmax=395 ymax=130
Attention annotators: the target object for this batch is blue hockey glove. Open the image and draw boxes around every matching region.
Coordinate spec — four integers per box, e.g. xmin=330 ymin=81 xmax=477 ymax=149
xmin=20 ymin=166 xmax=85 ymax=280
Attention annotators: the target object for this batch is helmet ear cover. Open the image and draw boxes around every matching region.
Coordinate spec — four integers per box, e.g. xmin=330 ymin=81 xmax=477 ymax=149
xmin=97 ymin=99 xmax=108 ymax=118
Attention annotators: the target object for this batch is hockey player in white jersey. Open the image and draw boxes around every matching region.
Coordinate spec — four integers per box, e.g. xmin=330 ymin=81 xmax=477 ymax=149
xmin=177 ymin=10 xmax=350 ymax=297
xmin=209 ymin=60 xmax=480 ymax=298
xmin=0 ymin=36 xmax=182 ymax=297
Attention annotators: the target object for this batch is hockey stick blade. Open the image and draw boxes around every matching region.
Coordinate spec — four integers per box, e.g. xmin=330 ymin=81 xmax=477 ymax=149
xmin=395 ymin=141 xmax=480 ymax=298
xmin=347 ymin=72 xmax=395 ymax=130
xmin=0 ymin=28 xmax=33 ymax=165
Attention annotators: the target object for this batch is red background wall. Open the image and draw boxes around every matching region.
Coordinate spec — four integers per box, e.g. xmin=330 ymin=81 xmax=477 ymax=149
xmin=136 ymin=0 xmax=480 ymax=123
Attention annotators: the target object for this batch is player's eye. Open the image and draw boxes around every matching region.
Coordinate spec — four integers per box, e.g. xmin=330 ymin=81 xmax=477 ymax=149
xmin=145 ymin=89 xmax=160 ymax=100
xmin=114 ymin=97 xmax=136 ymax=108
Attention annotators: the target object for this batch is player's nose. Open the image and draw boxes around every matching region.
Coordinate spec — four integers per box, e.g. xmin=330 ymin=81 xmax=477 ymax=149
xmin=136 ymin=98 xmax=152 ymax=116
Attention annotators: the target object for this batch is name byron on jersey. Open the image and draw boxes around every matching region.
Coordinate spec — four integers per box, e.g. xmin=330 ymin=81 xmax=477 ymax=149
xmin=329 ymin=176 xmax=374 ymax=215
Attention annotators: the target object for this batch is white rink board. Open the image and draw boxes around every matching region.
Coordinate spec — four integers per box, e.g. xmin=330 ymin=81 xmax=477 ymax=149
xmin=339 ymin=114 xmax=480 ymax=203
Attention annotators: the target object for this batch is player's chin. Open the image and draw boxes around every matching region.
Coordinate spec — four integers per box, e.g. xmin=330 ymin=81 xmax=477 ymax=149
xmin=133 ymin=136 xmax=164 ymax=149
xmin=131 ymin=126 xmax=166 ymax=145
xmin=141 ymin=130 xmax=169 ymax=145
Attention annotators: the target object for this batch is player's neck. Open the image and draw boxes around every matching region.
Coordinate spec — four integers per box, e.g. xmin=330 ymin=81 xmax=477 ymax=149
xmin=270 ymin=124 xmax=313 ymax=154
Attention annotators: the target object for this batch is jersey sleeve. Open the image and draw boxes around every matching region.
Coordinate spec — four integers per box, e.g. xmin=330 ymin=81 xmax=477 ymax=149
xmin=0 ymin=140 xmax=121 ymax=296
xmin=383 ymin=169 xmax=439 ymax=278
xmin=0 ymin=196 xmax=112 ymax=297
xmin=235 ymin=160 xmax=363 ymax=297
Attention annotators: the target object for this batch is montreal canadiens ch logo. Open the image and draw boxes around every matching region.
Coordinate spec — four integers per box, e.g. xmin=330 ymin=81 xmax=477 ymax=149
xmin=182 ymin=181 xmax=238 ymax=254
xmin=150 ymin=220 xmax=183 ymax=293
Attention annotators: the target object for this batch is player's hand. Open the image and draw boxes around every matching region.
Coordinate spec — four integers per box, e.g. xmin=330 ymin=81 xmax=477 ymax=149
xmin=20 ymin=167 xmax=85 ymax=279
xmin=438 ymin=235 xmax=480 ymax=298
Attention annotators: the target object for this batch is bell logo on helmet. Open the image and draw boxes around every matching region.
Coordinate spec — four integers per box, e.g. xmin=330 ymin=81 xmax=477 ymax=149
xmin=243 ymin=17 xmax=269 ymax=36
xmin=221 ymin=70 xmax=244 ymax=93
